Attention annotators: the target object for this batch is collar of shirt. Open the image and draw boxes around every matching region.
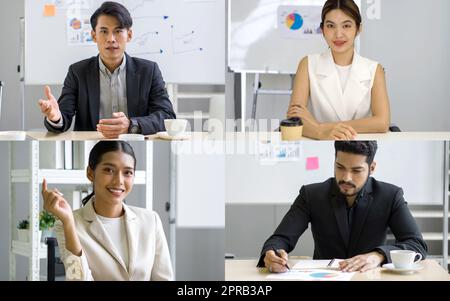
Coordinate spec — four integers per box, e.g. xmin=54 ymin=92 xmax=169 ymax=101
xmin=98 ymin=55 xmax=127 ymax=76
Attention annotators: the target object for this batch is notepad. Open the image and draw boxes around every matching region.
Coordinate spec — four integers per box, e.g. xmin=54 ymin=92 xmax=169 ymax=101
xmin=293 ymin=259 xmax=343 ymax=270
xmin=267 ymin=269 xmax=355 ymax=281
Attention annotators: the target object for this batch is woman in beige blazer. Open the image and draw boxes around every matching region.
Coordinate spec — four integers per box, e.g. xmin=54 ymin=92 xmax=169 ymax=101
xmin=42 ymin=141 xmax=173 ymax=281
xmin=287 ymin=0 xmax=390 ymax=140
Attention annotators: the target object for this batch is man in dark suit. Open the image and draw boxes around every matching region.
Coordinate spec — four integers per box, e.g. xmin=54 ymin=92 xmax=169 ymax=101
xmin=38 ymin=2 xmax=176 ymax=138
xmin=259 ymin=141 xmax=427 ymax=273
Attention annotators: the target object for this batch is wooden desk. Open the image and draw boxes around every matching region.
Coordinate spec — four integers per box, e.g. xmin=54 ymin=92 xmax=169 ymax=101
xmin=225 ymin=259 xmax=450 ymax=281
xmin=0 ymin=131 xmax=448 ymax=141
xmin=24 ymin=131 xmax=209 ymax=141
xmin=223 ymin=132 xmax=450 ymax=141
xmin=26 ymin=131 xmax=105 ymax=141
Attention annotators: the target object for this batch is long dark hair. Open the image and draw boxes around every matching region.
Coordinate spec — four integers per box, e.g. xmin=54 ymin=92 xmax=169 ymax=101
xmin=320 ymin=0 xmax=362 ymax=31
xmin=81 ymin=141 xmax=136 ymax=206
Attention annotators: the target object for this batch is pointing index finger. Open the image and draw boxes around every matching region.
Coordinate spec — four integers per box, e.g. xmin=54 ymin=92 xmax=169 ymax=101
xmin=44 ymin=86 xmax=53 ymax=100
xmin=42 ymin=178 xmax=47 ymax=193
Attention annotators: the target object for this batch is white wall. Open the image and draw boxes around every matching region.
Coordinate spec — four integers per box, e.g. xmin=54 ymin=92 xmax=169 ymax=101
xmin=0 ymin=0 xmax=24 ymax=131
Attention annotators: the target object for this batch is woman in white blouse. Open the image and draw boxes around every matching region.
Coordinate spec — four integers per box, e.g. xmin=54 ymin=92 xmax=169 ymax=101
xmin=42 ymin=141 xmax=173 ymax=281
xmin=287 ymin=0 xmax=390 ymax=140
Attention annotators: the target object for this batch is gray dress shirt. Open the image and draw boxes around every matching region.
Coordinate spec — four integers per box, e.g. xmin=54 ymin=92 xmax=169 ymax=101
xmin=47 ymin=55 xmax=128 ymax=127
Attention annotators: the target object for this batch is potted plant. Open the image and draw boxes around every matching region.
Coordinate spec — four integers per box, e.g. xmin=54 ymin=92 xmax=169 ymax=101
xmin=39 ymin=211 xmax=56 ymax=242
xmin=17 ymin=219 xmax=29 ymax=242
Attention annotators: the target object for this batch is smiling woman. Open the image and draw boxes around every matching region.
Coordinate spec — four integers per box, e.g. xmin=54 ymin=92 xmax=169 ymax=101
xmin=287 ymin=0 xmax=391 ymax=140
xmin=42 ymin=141 xmax=173 ymax=281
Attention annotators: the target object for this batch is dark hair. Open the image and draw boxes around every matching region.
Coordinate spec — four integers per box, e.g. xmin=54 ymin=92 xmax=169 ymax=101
xmin=81 ymin=141 xmax=136 ymax=206
xmin=320 ymin=0 xmax=362 ymax=30
xmin=334 ymin=141 xmax=378 ymax=165
xmin=90 ymin=1 xmax=133 ymax=31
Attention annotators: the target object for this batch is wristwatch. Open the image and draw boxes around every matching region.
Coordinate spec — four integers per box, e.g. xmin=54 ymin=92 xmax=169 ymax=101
xmin=128 ymin=118 xmax=141 ymax=134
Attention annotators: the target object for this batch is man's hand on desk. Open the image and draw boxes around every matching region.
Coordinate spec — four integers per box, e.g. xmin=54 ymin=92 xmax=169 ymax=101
xmin=38 ymin=86 xmax=62 ymax=122
xmin=339 ymin=251 xmax=385 ymax=273
xmin=97 ymin=112 xmax=130 ymax=138
xmin=264 ymin=249 xmax=289 ymax=273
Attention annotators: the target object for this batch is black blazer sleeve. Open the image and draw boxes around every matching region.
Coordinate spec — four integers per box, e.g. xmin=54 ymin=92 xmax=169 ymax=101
xmin=133 ymin=63 xmax=176 ymax=135
xmin=373 ymin=188 xmax=428 ymax=262
xmin=44 ymin=65 xmax=78 ymax=133
xmin=257 ymin=186 xmax=311 ymax=267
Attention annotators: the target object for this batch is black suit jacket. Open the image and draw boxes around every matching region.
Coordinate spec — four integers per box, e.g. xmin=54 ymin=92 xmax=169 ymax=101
xmin=45 ymin=53 xmax=176 ymax=135
xmin=258 ymin=177 xmax=427 ymax=266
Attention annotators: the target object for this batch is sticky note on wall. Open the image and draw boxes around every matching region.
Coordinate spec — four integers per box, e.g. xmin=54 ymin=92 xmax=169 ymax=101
xmin=44 ymin=4 xmax=56 ymax=17
xmin=306 ymin=157 xmax=319 ymax=171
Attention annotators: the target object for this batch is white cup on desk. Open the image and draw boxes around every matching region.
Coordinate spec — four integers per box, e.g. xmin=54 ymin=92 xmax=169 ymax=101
xmin=390 ymin=250 xmax=422 ymax=269
xmin=164 ymin=119 xmax=188 ymax=137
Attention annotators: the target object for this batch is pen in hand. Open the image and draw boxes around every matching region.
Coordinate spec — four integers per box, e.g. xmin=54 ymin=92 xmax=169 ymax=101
xmin=273 ymin=249 xmax=291 ymax=271
xmin=327 ymin=258 xmax=335 ymax=268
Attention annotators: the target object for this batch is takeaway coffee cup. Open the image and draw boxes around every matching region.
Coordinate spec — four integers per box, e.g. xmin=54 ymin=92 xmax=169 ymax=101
xmin=390 ymin=250 xmax=422 ymax=269
xmin=280 ymin=117 xmax=303 ymax=141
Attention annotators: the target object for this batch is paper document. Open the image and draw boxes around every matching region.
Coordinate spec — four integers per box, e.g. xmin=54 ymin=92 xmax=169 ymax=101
xmin=267 ymin=269 xmax=355 ymax=281
xmin=293 ymin=259 xmax=344 ymax=270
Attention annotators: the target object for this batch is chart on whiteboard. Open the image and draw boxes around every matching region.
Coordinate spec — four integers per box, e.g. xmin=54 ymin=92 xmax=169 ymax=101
xmin=52 ymin=0 xmax=206 ymax=55
xmin=28 ymin=0 xmax=225 ymax=84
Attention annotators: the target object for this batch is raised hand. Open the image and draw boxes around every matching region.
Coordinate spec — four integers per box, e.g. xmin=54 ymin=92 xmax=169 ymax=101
xmin=38 ymin=86 xmax=62 ymax=122
xmin=42 ymin=178 xmax=73 ymax=224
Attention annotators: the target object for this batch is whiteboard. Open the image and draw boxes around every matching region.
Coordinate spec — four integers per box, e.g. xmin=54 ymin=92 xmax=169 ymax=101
xmin=226 ymin=141 xmax=445 ymax=205
xmin=228 ymin=0 xmax=360 ymax=74
xmin=25 ymin=0 xmax=225 ymax=85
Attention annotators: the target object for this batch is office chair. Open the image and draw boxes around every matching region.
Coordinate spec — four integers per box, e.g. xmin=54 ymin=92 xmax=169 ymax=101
xmin=389 ymin=124 xmax=401 ymax=132
xmin=45 ymin=237 xmax=65 ymax=281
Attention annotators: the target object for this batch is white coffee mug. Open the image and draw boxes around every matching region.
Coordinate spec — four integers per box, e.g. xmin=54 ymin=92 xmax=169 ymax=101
xmin=390 ymin=250 xmax=422 ymax=269
xmin=164 ymin=119 xmax=188 ymax=137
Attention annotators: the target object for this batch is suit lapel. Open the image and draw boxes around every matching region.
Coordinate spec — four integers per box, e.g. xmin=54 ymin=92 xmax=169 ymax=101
xmin=123 ymin=204 xmax=138 ymax=280
xmin=330 ymin=185 xmax=350 ymax=249
xmin=87 ymin=56 xmax=100 ymax=127
xmin=348 ymin=179 xmax=374 ymax=253
xmin=89 ymin=219 xmax=128 ymax=272
xmin=125 ymin=53 xmax=140 ymax=118
xmin=316 ymin=50 xmax=347 ymax=121
xmin=81 ymin=199 xmax=128 ymax=274
xmin=342 ymin=53 xmax=372 ymax=120
xmin=316 ymin=50 xmax=372 ymax=121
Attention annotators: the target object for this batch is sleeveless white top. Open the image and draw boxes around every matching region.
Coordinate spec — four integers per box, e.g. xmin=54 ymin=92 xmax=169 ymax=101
xmin=308 ymin=50 xmax=378 ymax=123
xmin=335 ymin=64 xmax=352 ymax=93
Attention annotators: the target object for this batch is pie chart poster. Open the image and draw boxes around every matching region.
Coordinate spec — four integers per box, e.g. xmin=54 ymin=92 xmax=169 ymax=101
xmin=278 ymin=5 xmax=323 ymax=40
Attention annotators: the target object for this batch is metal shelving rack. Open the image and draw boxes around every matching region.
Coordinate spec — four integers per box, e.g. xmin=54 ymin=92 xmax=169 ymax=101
xmin=167 ymin=83 xmax=225 ymax=122
xmin=9 ymin=141 xmax=153 ymax=280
